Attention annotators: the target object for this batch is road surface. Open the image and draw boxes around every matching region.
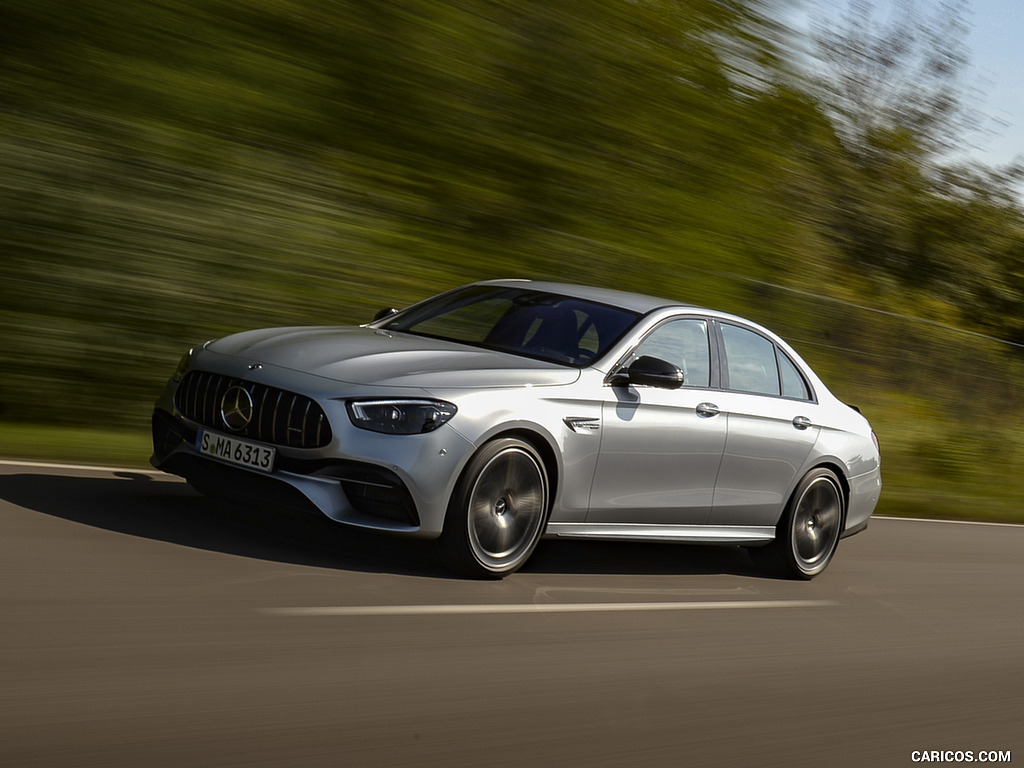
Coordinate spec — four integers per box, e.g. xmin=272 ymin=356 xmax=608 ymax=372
xmin=1 ymin=461 xmax=1021 ymax=767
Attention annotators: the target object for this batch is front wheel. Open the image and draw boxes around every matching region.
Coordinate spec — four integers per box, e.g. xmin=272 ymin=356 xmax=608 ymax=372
xmin=439 ymin=437 xmax=550 ymax=579
xmin=751 ymin=468 xmax=844 ymax=580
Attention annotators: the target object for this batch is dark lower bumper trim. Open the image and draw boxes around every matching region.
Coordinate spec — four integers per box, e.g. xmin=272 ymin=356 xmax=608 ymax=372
xmin=151 ymin=408 xmax=420 ymax=527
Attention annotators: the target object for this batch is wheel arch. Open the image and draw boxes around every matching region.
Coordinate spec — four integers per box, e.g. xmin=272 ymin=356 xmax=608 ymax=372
xmin=438 ymin=428 xmax=557 ymax=578
xmin=481 ymin=426 xmax=560 ymax=515
xmin=809 ymin=459 xmax=850 ymax=530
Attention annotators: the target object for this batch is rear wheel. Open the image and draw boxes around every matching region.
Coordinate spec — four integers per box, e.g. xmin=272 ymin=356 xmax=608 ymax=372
xmin=751 ymin=467 xmax=844 ymax=580
xmin=439 ymin=437 xmax=549 ymax=579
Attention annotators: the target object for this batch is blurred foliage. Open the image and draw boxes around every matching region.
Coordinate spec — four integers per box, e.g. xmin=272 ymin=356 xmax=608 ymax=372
xmin=1 ymin=0 xmax=1023 ymax=519
xmin=811 ymin=0 xmax=976 ymax=157
xmin=0 ymin=422 xmax=152 ymax=469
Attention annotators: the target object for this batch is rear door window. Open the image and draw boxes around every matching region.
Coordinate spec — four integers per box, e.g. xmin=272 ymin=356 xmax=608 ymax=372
xmin=719 ymin=323 xmax=813 ymax=401
xmin=720 ymin=323 xmax=780 ymax=396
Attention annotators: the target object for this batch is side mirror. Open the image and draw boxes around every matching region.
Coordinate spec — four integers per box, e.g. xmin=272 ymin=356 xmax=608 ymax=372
xmin=610 ymin=355 xmax=684 ymax=389
xmin=373 ymin=307 xmax=399 ymax=322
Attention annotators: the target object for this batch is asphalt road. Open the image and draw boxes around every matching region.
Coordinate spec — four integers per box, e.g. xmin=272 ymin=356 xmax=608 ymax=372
xmin=1 ymin=460 xmax=1021 ymax=768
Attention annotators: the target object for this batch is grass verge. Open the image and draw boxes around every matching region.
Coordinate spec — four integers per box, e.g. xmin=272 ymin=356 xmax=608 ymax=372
xmin=0 ymin=423 xmax=152 ymax=469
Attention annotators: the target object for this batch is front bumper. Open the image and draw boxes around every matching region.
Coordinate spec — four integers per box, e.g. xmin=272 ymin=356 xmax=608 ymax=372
xmin=151 ymin=404 xmax=470 ymax=538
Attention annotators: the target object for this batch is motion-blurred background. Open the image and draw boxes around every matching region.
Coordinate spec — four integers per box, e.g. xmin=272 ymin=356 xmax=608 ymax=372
xmin=2 ymin=0 xmax=1021 ymax=520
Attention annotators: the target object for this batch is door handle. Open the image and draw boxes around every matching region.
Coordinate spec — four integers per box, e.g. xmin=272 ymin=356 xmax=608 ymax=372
xmin=792 ymin=415 xmax=813 ymax=430
xmin=696 ymin=403 xmax=720 ymax=418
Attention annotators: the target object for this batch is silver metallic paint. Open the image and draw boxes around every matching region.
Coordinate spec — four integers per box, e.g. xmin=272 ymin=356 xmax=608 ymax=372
xmin=152 ymin=280 xmax=881 ymax=554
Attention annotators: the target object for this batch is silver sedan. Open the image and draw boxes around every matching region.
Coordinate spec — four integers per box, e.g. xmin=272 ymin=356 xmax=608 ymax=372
xmin=151 ymin=280 xmax=881 ymax=579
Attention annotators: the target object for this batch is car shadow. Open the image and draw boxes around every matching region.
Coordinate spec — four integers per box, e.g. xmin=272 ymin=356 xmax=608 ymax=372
xmin=0 ymin=471 xmax=763 ymax=579
xmin=0 ymin=471 xmax=448 ymax=577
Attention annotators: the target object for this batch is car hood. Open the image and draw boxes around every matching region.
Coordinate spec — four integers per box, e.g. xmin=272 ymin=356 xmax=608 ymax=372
xmin=204 ymin=326 xmax=581 ymax=388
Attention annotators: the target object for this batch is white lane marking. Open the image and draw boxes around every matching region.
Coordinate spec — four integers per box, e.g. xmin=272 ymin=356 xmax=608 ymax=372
xmin=874 ymin=515 xmax=1024 ymax=529
xmin=533 ymin=586 xmax=757 ymax=599
xmin=260 ymin=600 xmax=836 ymax=617
xmin=0 ymin=459 xmax=166 ymax=476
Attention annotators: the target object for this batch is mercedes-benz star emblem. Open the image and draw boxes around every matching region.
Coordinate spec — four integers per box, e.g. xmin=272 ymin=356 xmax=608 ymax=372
xmin=220 ymin=385 xmax=254 ymax=432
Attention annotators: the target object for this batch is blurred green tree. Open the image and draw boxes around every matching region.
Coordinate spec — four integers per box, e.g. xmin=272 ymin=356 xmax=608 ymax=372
xmin=804 ymin=0 xmax=1024 ymax=329
xmin=1 ymin=0 xmax=799 ymax=424
xmin=2 ymin=0 xmax=1024 ymax=521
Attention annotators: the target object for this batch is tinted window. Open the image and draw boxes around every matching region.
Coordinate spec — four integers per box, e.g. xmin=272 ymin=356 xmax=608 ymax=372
xmin=721 ymin=323 xmax=780 ymax=396
xmin=779 ymin=351 xmax=811 ymax=400
xmin=631 ymin=318 xmax=711 ymax=388
xmin=382 ymin=286 xmax=640 ymax=366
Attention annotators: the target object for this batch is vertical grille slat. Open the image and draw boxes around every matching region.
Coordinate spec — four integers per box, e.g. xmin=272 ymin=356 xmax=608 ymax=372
xmin=201 ymin=373 xmax=215 ymax=427
xmin=254 ymin=385 xmax=270 ymax=444
xmin=189 ymin=372 xmax=203 ymax=423
xmin=286 ymin=395 xmax=298 ymax=447
xmin=206 ymin=374 xmax=221 ymax=428
xmin=174 ymin=371 xmax=332 ymax=449
xmin=271 ymin=390 xmax=283 ymax=445
xmin=300 ymin=400 xmax=312 ymax=446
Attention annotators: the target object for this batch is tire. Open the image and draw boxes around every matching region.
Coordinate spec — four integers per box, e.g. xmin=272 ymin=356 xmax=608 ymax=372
xmin=751 ymin=467 xmax=844 ymax=580
xmin=439 ymin=437 xmax=550 ymax=579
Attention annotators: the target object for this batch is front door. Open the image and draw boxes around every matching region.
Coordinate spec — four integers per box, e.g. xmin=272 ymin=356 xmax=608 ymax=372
xmin=587 ymin=317 xmax=726 ymax=525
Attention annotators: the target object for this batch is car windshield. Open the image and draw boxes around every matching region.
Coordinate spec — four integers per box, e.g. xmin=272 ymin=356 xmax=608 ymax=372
xmin=379 ymin=285 xmax=641 ymax=366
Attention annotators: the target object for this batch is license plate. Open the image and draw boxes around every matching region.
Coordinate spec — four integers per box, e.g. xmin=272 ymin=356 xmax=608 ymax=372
xmin=196 ymin=430 xmax=275 ymax=473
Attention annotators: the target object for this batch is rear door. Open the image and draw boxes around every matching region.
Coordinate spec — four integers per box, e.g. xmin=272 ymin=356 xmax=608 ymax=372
xmin=709 ymin=322 xmax=820 ymax=526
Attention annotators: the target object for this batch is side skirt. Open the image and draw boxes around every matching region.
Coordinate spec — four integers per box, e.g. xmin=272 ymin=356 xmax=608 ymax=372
xmin=544 ymin=522 xmax=775 ymax=546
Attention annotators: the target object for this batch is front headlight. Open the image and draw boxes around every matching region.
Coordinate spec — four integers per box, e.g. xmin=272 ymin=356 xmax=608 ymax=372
xmin=347 ymin=399 xmax=457 ymax=435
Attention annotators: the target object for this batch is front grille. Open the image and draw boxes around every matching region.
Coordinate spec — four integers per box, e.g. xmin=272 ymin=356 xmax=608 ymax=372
xmin=175 ymin=370 xmax=332 ymax=449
